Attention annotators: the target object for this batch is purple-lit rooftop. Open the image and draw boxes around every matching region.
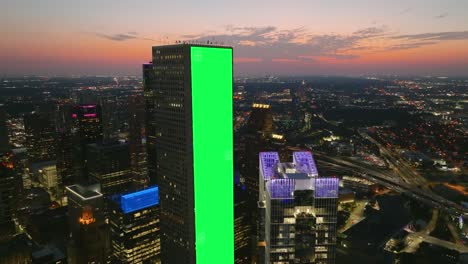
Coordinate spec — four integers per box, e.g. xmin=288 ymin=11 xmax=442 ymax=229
xmin=268 ymin=179 xmax=294 ymax=199
xmin=293 ymin=151 xmax=318 ymax=177
xmin=260 ymin=152 xmax=279 ymax=181
xmin=314 ymin=178 xmax=339 ymax=198
xmin=80 ymin=105 xmax=96 ymax=109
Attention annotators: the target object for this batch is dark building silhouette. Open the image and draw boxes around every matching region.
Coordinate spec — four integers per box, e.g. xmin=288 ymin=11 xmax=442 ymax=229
xmin=71 ymin=104 xmax=102 ymax=183
xmin=0 ymin=152 xmax=17 ymax=242
xmin=56 ymin=103 xmax=75 ymax=186
xmin=86 ymin=142 xmax=132 ymax=197
xmin=128 ymin=94 xmax=148 ymax=189
xmin=24 ymin=112 xmax=56 ymax=162
xmin=143 ymin=62 xmax=157 ymax=185
xmin=99 ymin=95 xmax=119 ymax=143
xmin=0 ymin=104 xmax=9 ymax=151
xmin=244 ymin=103 xmax=274 ymax=200
xmin=240 ymin=103 xmax=286 ymax=262
xmin=234 ymin=175 xmax=251 ymax=264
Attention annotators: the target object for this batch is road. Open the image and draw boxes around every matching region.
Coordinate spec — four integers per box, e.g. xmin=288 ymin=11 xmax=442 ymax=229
xmin=404 ymin=233 xmax=468 ymax=253
xmin=314 ymin=152 xmax=466 ymax=215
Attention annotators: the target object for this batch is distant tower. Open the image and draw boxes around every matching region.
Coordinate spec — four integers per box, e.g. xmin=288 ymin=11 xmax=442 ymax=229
xmin=0 ymin=152 xmax=18 ymax=242
xmin=99 ymin=95 xmax=119 ymax=143
xmin=109 ymin=187 xmax=161 ymax=263
xmin=71 ymin=104 xmax=103 ymax=183
xmin=24 ymin=112 xmax=56 ymax=162
xmin=143 ymin=62 xmax=157 ymax=185
xmin=241 ymin=103 xmax=276 ymax=261
xmin=304 ymin=112 xmax=312 ymax=131
xmin=146 ymin=44 xmax=234 ymax=263
xmin=0 ymin=104 xmax=9 ymax=151
xmin=244 ymin=103 xmax=274 ymax=200
xmin=258 ymin=151 xmax=338 ymax=263
xmin=66 ymin=184 xmax=108 ymax=264
xmin=128 ymin=94 xmax=148 ymax=189
xmin=56 ymin=103 xmax=75 ymax=186
xmin=86 ymin=141 xmax=132 ymax=197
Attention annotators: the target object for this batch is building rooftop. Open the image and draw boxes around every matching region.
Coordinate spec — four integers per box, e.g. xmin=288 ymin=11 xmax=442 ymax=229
xmin=260 ymin=151 xmax=319 ymax=181
xmin=66 ymin=184 xmax=103 ymax=200
xmin=259 ymin=152 xmax=280 ymax=181
xmin=314 ymin=178 xmax=339 ymax=198
xmin=267 ymin=179 xmax=295 ymax=199
xmin=115 ymin=186 xmax=159 ymax=214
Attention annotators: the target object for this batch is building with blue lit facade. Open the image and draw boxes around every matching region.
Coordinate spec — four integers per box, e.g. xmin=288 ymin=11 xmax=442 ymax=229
xmin=258 ymin=151 xmax=338 ymax=264
xmin=109 ymin=186 xmax=160 ymax=264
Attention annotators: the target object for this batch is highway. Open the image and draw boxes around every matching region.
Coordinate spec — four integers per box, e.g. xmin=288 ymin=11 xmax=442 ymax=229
xmin=314 ymin=152 xmax=467 ymax=215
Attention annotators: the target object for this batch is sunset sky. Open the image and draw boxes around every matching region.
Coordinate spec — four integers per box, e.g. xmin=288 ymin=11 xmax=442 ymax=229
xmin=2 ymin=0 xmax=468 ymax=76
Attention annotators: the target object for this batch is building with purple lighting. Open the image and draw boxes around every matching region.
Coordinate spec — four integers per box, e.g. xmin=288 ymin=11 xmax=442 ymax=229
xmin=71 ymin=104 xmax=103 ymax=183
xmin=258 ymin=151 xmax=338 ymax=264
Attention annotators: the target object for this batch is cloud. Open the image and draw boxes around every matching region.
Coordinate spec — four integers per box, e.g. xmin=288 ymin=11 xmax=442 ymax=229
xmin=399 ymin=8 xmax=412 ymax=15
xmin=95 ymin=32 xmax=154 ymax=42
xmin=353 ymin=26 xmax=388 ymax=37
xmin=180 ymin=25 xmax=391 ymax=64
xmin=178 ymin=26 xmax=468 ymax=65
xmin=234 ymin=57 xmax=263 ymax=63
xmin=385 ymin=41 xmax=438 ymax=51
xmin=434 ymin=13 xmax=448 ymax=19
xmin=392 ymin=31 xmax=468 ymax=41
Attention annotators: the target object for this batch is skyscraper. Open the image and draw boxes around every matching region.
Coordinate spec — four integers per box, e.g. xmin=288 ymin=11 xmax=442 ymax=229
xmin=86 ymin=141 xmax=132 ymax=196
xmin=56 ymin=103 xmax=75 ymax=186
xmin=24 ymin=112 xmax=56 ymax=162
xmin=0 ymin=152 xmax=17 ymax=242
xmin=66 ymin=184 xmax=108 ymax=264
xmin=241 ymin=103 xmax=285 ymax=262
xmin=143 ymin=62 xmax=157 ymax=185
xmin=0 ymin=104 xmax=9 ymax=151
xmin=258 ymin=151 xmax=338 ymax=264
xmin=71 ymin=104 xmax=103 ymax=183
xmin=146 ymin=44 xmax=234 ymax=263
xmin=128 ymin=94 xmax=148 ymax=189
xmin=109 ymin=186 xmax=160 ymax=263
xmin=244 ymin=103 xmax=274 ymax=199
xmin=99 ymin=95 xmax=119 ymax=143
xmin=72 ymin=104 xmax=103 ymax=145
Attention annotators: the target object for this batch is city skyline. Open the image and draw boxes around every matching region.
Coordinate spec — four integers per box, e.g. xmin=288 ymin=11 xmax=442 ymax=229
xmin=3 ymin=0 xmax=468 ymax=76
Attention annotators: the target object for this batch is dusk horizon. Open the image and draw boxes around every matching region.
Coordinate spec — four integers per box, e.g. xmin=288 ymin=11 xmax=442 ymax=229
xmin=3 ymin=0 xmax=468 ymax=77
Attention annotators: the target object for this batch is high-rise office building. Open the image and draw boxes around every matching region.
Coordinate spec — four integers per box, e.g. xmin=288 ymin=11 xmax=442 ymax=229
xmin=244 ymin=103 xmax=275 ymax=200
xmin=86 ymin=141 xmax=132 ymax=196
xmin=128 ymin=94 xmax=148 ymax=189
xmin=66 ymin=184 xmax=108 ymax=264
xmin=24 ymin=112 xmax=56 ymax=162
xmin=100 ymin=95 xmax=119 ymax=143
xmin=72 ymin=104 xmax=103 ymax=145
xmin=71 ymin=104 xmax=103 ymax=183
xmin=234 ymin=179 xmax=252 ymax=264
xmin=146 ymin=44 xmax=234 ymax=263
xmin=56 ymin=129 xmax=74 ymax=186
xmin=143 ymin=62 xmax=157 ymax=185
xmin=109 ymin=186 xmax=160 ymax=263
xmin=0 ymin=104 xmax=9 ymax=151
xmin=56 ymin=103 xmax=75 ymax=186
xmin=242 ymin=103 xmax=286 ymax=262
xmin=258 ymin=151 xmax=337 ymax=264
xmin=0 ymin=152 xmax=17 ymax=242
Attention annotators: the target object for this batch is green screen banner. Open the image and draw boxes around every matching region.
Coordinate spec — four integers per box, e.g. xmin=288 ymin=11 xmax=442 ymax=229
xmin=191 ymin=46 xmax=234 ymax=263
